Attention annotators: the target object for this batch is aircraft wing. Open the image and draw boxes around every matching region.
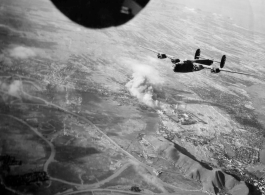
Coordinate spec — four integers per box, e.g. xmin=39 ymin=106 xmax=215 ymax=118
xmin=200 ymin=65 xmax=211 ymax=69
xmin=139 ymin=45 xmax=176 ymax=59
xmin=200 ymin=65 xmax=254 ymax=76
xmin=219 ymin=68 xmax=255 ymax=76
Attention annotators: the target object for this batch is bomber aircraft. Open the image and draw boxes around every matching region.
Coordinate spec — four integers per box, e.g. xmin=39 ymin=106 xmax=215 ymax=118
xmin=140 ymin=46 xmax=253 ymax=76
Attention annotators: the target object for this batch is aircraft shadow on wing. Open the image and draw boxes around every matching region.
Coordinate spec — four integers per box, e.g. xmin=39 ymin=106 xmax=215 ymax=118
xmin=139 ymin=45 xmax=255 ymax=76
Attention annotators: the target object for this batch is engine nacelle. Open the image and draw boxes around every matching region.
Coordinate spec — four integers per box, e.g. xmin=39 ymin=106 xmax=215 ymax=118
xmin=157 ymin=53 xmax=167 ymax=59
xmin=171 ymin=59 xmax=180 ymax=64
xmin=211 ymin=68 xmax=220 ymax=73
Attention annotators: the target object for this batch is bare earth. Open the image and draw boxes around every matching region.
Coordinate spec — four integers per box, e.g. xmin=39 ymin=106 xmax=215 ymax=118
xmin=0 ymin=0 xmax=265 ymax=195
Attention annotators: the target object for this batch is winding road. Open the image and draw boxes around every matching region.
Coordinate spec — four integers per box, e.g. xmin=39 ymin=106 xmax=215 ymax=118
xmin=56 ymin=188 xmax=152 ymax=195
xmin=0 ymin=114 xmax=55 ymax=173
xmin=50 ymin=162 xmax=131 ymax=188
xmin=23 ymin=92 xmax=159 ymax=176
xmin=0 ymin=81 xmax=208 ymax=195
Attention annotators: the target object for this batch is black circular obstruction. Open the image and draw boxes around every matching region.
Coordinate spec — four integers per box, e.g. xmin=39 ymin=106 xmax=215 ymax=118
xmin=220 ymin=55 xmax=226 ymax=68
xmin=50 ymin=0 xmax=150 ymax=29
xmin=194 ymin=49 xmax=200 ymax=59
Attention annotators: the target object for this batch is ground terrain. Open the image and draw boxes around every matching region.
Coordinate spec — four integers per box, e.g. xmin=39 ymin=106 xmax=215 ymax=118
xmin=0 ymin=0 xmax=265 ymax=195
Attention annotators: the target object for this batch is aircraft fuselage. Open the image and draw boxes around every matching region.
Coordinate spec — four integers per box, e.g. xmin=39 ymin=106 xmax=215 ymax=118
xmin=172 ymin=59 xmax=213 ymax=73
xmin=173 ymin=60 xmax=194 ymax=73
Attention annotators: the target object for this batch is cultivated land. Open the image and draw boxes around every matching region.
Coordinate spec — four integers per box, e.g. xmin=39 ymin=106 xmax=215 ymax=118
xmin=0 ymin=0 xmax=265 ymax=195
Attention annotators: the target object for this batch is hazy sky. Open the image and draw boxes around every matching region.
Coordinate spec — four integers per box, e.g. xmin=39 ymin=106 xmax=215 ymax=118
xmin=174 ymin=0 xmax=265 ymax=33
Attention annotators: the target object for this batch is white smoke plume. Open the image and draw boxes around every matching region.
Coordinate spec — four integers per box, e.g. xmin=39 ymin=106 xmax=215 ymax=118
xmin=125 ymin=61 xmax=162 ymax=108
xmin=8 ymin=46 xmax=37 ymax=59
xmin=0 ymin=80 xmax=23 ymax=98
xmin=126 ymin=73 xmax=157 ymax=107
xmin=0 ymin=54 xmax=13 ymax=66
xmin=8 ymin=80 xmax=23 ymax=97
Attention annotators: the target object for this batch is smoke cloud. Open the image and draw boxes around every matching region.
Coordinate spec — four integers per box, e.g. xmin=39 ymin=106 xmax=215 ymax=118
xmin=126 ymin=73 xmax=158 ymax=107
xmin=0 ymin=80 xmax=23 ymax=98
xmin=8 ymin=80 xmax=23 ymax=97
xmin=125 ymin=61 xmax=162 ymax=108
xmin=0 ymin=54 xmax=13 ymax=66
xmin=8 ymin=46 xmax=37 ymax=59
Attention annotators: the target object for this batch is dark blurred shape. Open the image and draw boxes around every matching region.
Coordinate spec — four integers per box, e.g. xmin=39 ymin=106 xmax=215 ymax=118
xmin=131 ymin=186 xmax=141 ymax=192
xmin=50 ymin=0 xmax=149 ymax=28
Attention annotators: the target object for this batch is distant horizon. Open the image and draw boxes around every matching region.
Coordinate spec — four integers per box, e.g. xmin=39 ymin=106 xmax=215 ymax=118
xmin=172 ymin=0 xmax=265 ymax=35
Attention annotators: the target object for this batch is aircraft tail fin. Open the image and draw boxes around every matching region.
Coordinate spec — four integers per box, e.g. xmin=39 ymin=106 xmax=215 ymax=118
xmin=220 ymin=55 xmax=226 ymax=68
xmin=194 ymin=49 xmax=200 ymax=59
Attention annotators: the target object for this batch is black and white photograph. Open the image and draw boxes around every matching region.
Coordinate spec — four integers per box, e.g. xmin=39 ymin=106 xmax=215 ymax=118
xmin=0 ymin=0 xmax=265 ymax=194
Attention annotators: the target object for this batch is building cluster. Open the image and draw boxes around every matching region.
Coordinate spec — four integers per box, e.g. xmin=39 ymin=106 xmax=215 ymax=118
xmin=224 ymin=168 xmax=265 ymax=194
xmin=4 ymin=171 xmax=49 ymax=186
xmin=234 ymin=147 xmax=259 ymax=165
xmin=184 ymin=135 xmax=211 ymax=146
xmin=214 ymin=151 xmax=264 ymax=194
xmin=158 ymin=103 xmax=264 ymax=194
xmin=157 ymin=125 xmax=175 ymax=141
xmin=253 ymin=178 xmax=265 ymax=194
xmin=178 ymin=113 xmax=197 ymax=125
xmin=157 ymin=122 xmax=211 ymax=147
xmin=213 ymin=144 xmax=259 ymax=167
xmin=112 ymin=91 xmax=132 ymax=106
xmin=138 ymin=137 xmax=157 ymax=161
xmin=160 ymin=107 xmax=198 ymax=126
xmin=94 ymin=86 xmax=112 ymax=97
